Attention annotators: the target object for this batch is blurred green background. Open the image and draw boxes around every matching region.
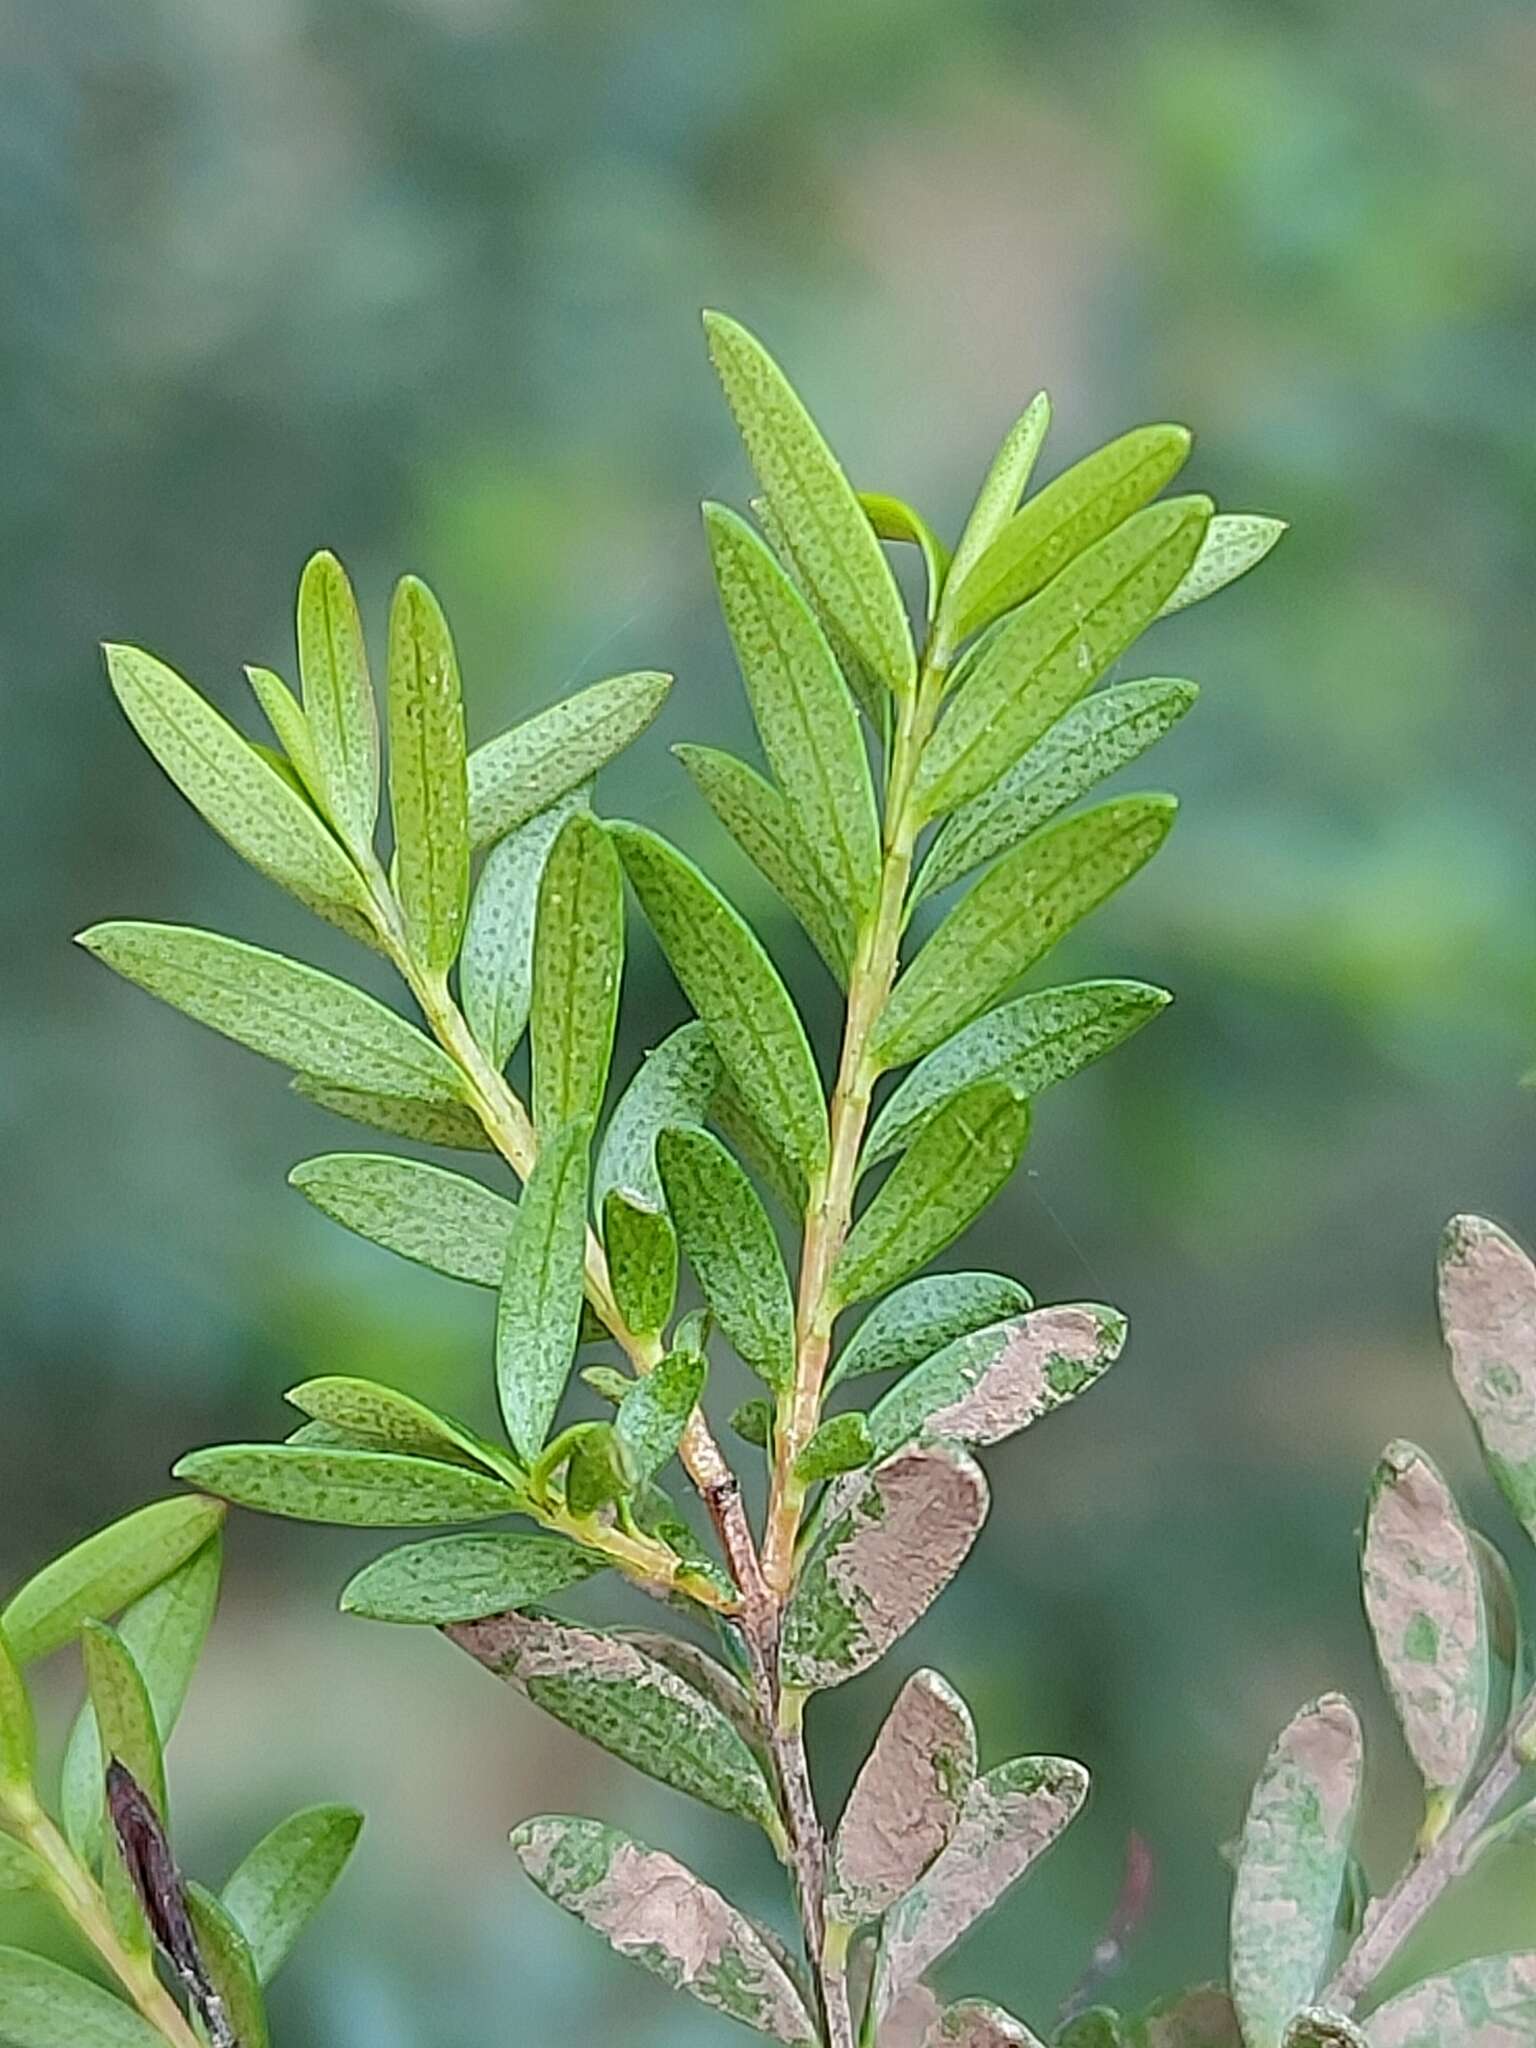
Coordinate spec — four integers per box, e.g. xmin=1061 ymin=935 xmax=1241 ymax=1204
xmin=3 ymin=1 xmax=1535 ymax=2039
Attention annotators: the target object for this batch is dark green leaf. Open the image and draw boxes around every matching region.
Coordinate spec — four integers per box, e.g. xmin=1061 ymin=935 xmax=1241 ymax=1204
xmin=2 ymin=1497 xmax=226 ymax=1666
xmin=185 ymin=1883 xmax=269 ymax=2048
xmin=296 ymin=550 xmax=380 ymax=857
xmin=657 ymin=1125 xmax=796 ymax=1388
xmin=461 ymin=789 xmax=586 ymax=1069
xmin=289 ymin=1153 xmax=515 ymax=1286
xmin=342 ymin=1532 xmax=604 ymax=1624
xmin=1438 ymin=1215 xmax=1536 ymax=1544
xmin=172 ymin=1445 xmax=522 ymax=1527
xmin=387 ymin=575 xmax=469 ymax=977
xmin=602 ymin=1191 xmax=678 ymax=1338
xmin=731 ymin=1400 xmax=773 ymax=1449
xmin=496 ymin=1117 xmax=593 ymax=1459
xmin=827 ymin=1272 xmax=1033 ymax=1391
xmin=1057 ymin=2011 xmax=1123 ymax=2048
xmin=1124 ymin=1987 xmax=1240 ymax=2048
xmin=468 ymin=671 xmax=672 ymax=848
xmin=291 ymin=1075 xmax=494 ymax=1151
xmin=284 ymin=1377 xmax=512 ymax=1476
xmin=531 ymin=812 xmax=624 ymax=1134
xmin=0 ymin=1948 xmax=163 ymax=2047
xmin=221 ymin=1806 xmax=364 ymax=1984
xmin=1160 ymin=514 xmax=1286 ymax=616
xmin=792 ymin=1413 xmax=873 ymax=1486
xmin=615 ymin=1350 xmax=707 ymax=1488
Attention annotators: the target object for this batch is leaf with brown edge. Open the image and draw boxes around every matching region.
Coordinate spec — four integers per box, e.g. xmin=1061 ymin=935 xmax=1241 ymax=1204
xmin=613 ymin=1631 xmax=767 ymax=1768
xmin=931 ymin=2000 xmax=1047 ymax=2047
xmin=781 ymin=1444 xmax=989 ymax=1691
xmin=827 ymin=1668 xmax=976 ymax=1927
xmin=512 ymin=1815 xmax=817 ymax=2044
xmin=873 ymin=1754 xmax=1089 ymax=2021
xmin=1437 ymin=1214 xmax=1536 ymax=1544
xmin=1364 ymin=1952 xmax=1536 ymax=2047
xmin=1282 ymin=2016 xmax=1365 ymax=2048
xmin=1230 ymin=1695 xmax=1364 ymax=2048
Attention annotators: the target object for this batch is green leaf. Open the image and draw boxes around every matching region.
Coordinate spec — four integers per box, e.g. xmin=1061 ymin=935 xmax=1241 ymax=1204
xmin=827 ymin=1668 xmax=975 ymax=1926
xmin=731 ymin=1399 xmax=773 ymax=1449
xmin=0 ymin=1837 xmax=47 ymax=1893
xmin=565 ymin=1424 xmax=635 ymax=1515
xmin=461 ymin=789 xmax=587 ymax=1069
xmin=612 ymin=823 xmax=827 ymax=1184
xmin=172 ymin=1445 xmax=522 ymax=1527
xmin=860 ymin=491 xmax=951 ymax=626
xmin=793 ymin=1413 xmax=873 ymax=1486
xmin=245 ymin=665 xmax=326 ymax=806
xmin=712 ymin=1069 xmax=809 ymax=1219
xmin=832 ymin=1081 xmax=1031 ymax=1310
xmin=387 ymin=574 xmax=469 ymax=977
xmin=1160 ymin=514 xmax=1286 ymax=617
xmin=859 ymin=1303 xmax=1127 ymax=1465
xmin=186 ymin=1882 xmax=270 ymax=2048
xmin=296 ymin=550 xmax=381 ymax=857
xmin=615 ymin=1350 xmax=707 ymax=1488
xmin=1125 ymin=1987 xmax=1240 ymax=2048
xmin=601 ymin=1191 xmax=678 ymax=1338
xmin=452 ymin=1612 xmax=781 ymax=1837
xmin=284 ymin=1377 xmax=511 ymax=1476
xmin=614 ymin=1631 xmax=766 ymax=1766
xmin=0 ymin=1948 xmax=163 ymax=2047
xmin=103 ymin=644 xmax=371 ymax=929
xmin=940 ymin=393 xmax=1052 ymax=638
xmin=827 ymin=1272 xmax=1033 ymax=1391
xmin=873 ymin=798 xmax=1178 ymax=1070
xmin=580 ymin=1365 xmax=632 ymax=1405
xmin=917 ymin=680 xmax=1198 ymax=902
xmin=751 ymin=493 xmax=887 ymax=729
xmin=78 ymin=923 xmax=464 ymax=1102
xmin=512 ymin=1816 xmax=816 ymax=2043
xmin=939 ymin=422 xmax=1193 ymax=649
xmin=531 ymin=812 xmax=624 ymax=1135
xmin=865 ymin=981 xmax=1170 ymax=1168
xmin=781 ymin=1444 xmax=989 ymax=1690
xmin=1365 ymin=1953 xmax=1536 ymax=2047
xmin=343 ymin=1532 xmax=602 ymax=1624
xmin=917 ymin=498 xmax=1209 ymax=820
xmin=704 ymin=503 xmax=881 ymax=924
xmin=1437 ymin=1215 xmax=1536 ymax=1544
xmin=1282 ymin=2015 xmax=1365 ymax=2048
xmin=290 ymin=1152 xmax=515 ymax=1287
xmin=291 ymin=1075 xmax=494 ymax=1151
xmin=0 ymin=1628 xmax=33 ymax=1792
xmin=704 ymin=310 xmax=915 ymax=698
xmin=873 ymin=1755 xmax=1090 ymax=2022
xmin=1361 ymin=1441 xmax=1488 ymax=1827
xmin=468 ymin=670 xmax=672 ymax=848
xmin=657 ymin=1125 xmax=796 ymax=1389
xmin=82 ymin=1622 xmax=164 ymax=1952
xmin=496 ymin=1116 xmax=593 ymax=1460
xmin=1057 ymin=2011 xmax=1123 ymax=2048
xmin=596 ymin=1022 xmax=723 ymax=1210
xmin=2 ymin=1497 xmax=226 ymax=1666
xmin=1230 ymin=1694 xmax=1364 ymax=2048
xmin=221 ymin=1806 xmax=363 ymax=1985
xmin=676 ymin=743 xmax=853 ymax=982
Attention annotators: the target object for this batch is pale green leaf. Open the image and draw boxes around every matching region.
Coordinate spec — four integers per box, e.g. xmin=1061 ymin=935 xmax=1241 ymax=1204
xmin=296 ymin=550 xmax=380 ymax=856
xmin=221 ymin=1806 xmax=363 ymax=1984
xmin=82 ymin=1622 xmax=164 ymax=1953
xmin=290 ymin=1152 xmax=515 ymax=1286
xmin=172 ymin=1445 xmax=522 ymax=1526
xmin=601 ymin=1191 xmax=678 ymax=1338
xmin=2 ymin=1497 xmax=226 ymax=1666
xmin=827 ymin=1271 xmax=1033 ymax=1392
xmin=1437 ymin=1215 xmax=1536 ymax=1544
xmin=751 ymin=492 xmax=887 ymax=728
xmin=341 ymin=1532 xmax=603 ymax=1624
xmin=284 ymin=1377 xmax=512 ymax=1476
xmin=0 ymin=1628 xmax=33 ymax=1792
xmin=657 ymin=1125 xmax=796 ymax=1388
xmin=0 ymin=1948 xmax=163 ymax=2047
xmin=1160 ymin=514 xmax=1286 ymax=617
xmin=1365 ymin=1952 xmax=1536 ymax=2047
xmin=186 ymin=1883 xmax=269 ymax=2048
xmin=512 ymin=1816 xmax=817 ymax=2043
xmin=565 ymin=1423 xmax=635 ymax=1516
xmin=1230 ymin=1694 xmax=1364 ymax=2048
xmin=245 ymin=665 xmax=326 ymax=806
xmin=873 ymin=798 xmax=1178 ymax=1070
xmin=704 ymin=310 xmax=915 ymax=697
xmin=940 ymin=393 xmax=1052 ymax=637
xmin=859 ymin=490 xmax=951 ymax=626
xmin=792 ymin=1413 xmax=873 ymax=1486
xmin=387 ymin=574 xmax=469 ymax=976
xmin=496 ymin=1116 xmax=593 ymax=1459
xmin=291 ymin=1076 xmax=494 ymax=1151
xmin=596 ymin=1022 xmax=723 ymax=1210
xmin=531 ymin=812 xmax=624 ymax=1135
xmin=78 ymin=923 xmax=464 ymax=1102
xmin=827 ymin=1668 xmax=975 ymax=1926
xmin=615 ymin=1350 xmax=707 ymax=1487
xmin=0 ymin=1837 xmax=47 ymax=1893
xmin=831 ymin=1081 xmax=1031 ymax=1310
xmin=461 ymin=788 xmax=587 ymax=1068
xmin=468 ymin=671 xmax=672 ymax=848
xmin=612 ymin=823 xmax=828 ymax=1183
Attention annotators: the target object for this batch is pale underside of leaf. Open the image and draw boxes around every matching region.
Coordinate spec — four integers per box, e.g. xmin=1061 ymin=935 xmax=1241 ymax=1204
xmin=221 ymin=1804 xmax=363 ymax=1986
xmin=1437 ymin=1214 xmax=1536 ymax=1542
xmin=941 ymin=392 xmax=1052 ymax=619
xmin=828 ymin=1668 xmax=976 ymax=1926
xmin=467 ymin=671 xmax=672 ymax=848
xmin=461 ymin=788 xmax=587 ymax=1069
xmin=595 ymin=1021 xmax=724 ymax=1210
xmin=1159 ymin=515 xmax=1286 ymax=617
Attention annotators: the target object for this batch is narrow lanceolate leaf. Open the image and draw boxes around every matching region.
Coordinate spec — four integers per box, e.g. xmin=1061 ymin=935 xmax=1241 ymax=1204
xmin=612 ymin=824 xmax=828 ymax=1182
xmin=1230 ymin=1695 xmax=1364 ymax=2048
xmin=614 ymin=1349 xmax=707 ymax=1487
xmin=866 ymin=982 xmax=1170 ymax=1167
xmin=83 ymin=1623 xmax=165 ymax=1952
xmin=615 ymin=1633 xmax=765 ymax=1764
xmin=512 ymin=1817 xmax=817 ymax=2044
xmin=1365 ymin=1953 xmax=1536 ymax=2047
xmin=284 ymin=1378 xmax=510 ymax=1475
xmin=917 ymin=680 xmax=1199 ymax=902
xmin=781 ymin=1444 xmax=989 ymax=1691
xmin=496 ymin=1116 xmax=593 ymax=1460
xmin=1 ymin=1497 xmax=225 ymax=1666
xmin=940 ymin=394 xmax=1052 ymax=636
xmin=933 ymin=2002 xmax=1046 ymax=2048
xmin=461 ymin=789 xmax=585 ymax=1068
xmin=290 ymin=1154 xmax=515 ymax=1286
xmin=873 ymin=798 xmax=1178 ymax=1070
xmin=245 ymin=666 xmax=325 ymax=805
xmin=172 ymin=1445 xmax=521 ymax=1527
xmin=78 ymin=924 xmax=464 ymax=1102
xmin=658 ymin=1125 xmax=796 ymax=1388
xmin=828 ymin=1272 xmax=1033 ymax=1391
xmin=595 ymin=1021 xmax=722 ymax=1210
xmin=704 ymin=503 xmax=881 ymax=923
xmin=1160 ymin=515 xmax=1286 ymax=617
xmin=1361 ymin=1441 xmax=1488 ymax=1821
xmin=450 ymin=1611 xmax=780 ymax=1834
xmin=832 ymin=1082 xmax=1031 ymax=1310
xmin=342 ymin=1532 xmax=603 ymax=1624
xmin=793 ymin=1413 xmax=874 ymax=1486
xmin=677 ymin=743 xmax=853 ymax=982
xmin=602 ymin=1191 xmax=678 ymax=1337
xmin=940 ymin=423 xmax=1193 ymax=649
xmin=0 ymin=1837 xmax=47 ymax=1892
xmin=704 ymin=310 xmax=915 ymax=697
xmin=296 ymin=550 xmax=380 ymax=855
xmin=874 ymin=1755 xmax=1090 ymax=2019
xmin=0 ymin=1629 xmax=33 ymax=1790
xmin=1437 ymin=1215 xmax=1536 ymax=1542
xmin=222 ymin=1806 xmax=363 ymax=1985
xmin=185 ymin=1885 xmax=268 ymax=2048
xmin=531 ymin=812 xmax=624 ymax=1134
xmin=293 ymin=1076 xmax=493 ymax=1151
xmin=467 ymin=670 xmax=672 ymax=848
xmin=1128 ymin=1988 xmax=1241 ymax=2048
xmin=916 ymin=498 xmax=1209 ymax=821
xmin=827 ymin=1668 xmax=976 ymax=1926
xmin=0 ymin=1948 xmax=164 ymax=2047
xmin=860 ymin=1304 xmax=1128 ymax=1464
xmin=103 ymin=644 xmax=370 ymax=927
xmin=388 ymin=575 xmax=469 ymax=976
xmin=1282 ymin=2016 xmax=1365 ymax=2048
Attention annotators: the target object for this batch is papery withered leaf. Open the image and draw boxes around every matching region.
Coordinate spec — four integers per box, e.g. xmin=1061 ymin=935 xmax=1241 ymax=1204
xmin=296 ymin=550 xmax=380 ymax=858
xmin=596 ymin=1021 xmax=723 ymax=1210
xmin=827 ymin=1668 xmax=975 ymax=1926
xmin=462 ymin=788 xmax=587 ymax=1069
xmin=284 ymin=1377 xmax=511 ymax=1476
xmin=245 ymin=665 xmax=326 ymax=807
xmin=602 ymin=1189 xmax=679 ymax=1337
xmin=290 ymin=1153 xmax=515 ymax=1286
xmin=0 ymin=1947 xmax=164 ymax=2046
xmin=0 ymin=1629 xmax=33 ymax=1792
xmin=939 ymin=394 xmax=1051 ymax=642
xmin=1364 ymin=1952 xmax=1536 ymax=2047
xmin=792 ymin=1412 xmax=873 ymax=1486
xmin=173 ymin=1445 xmax=521 ymax=1526
xmin=658 ymin=1124 xmax=796 ymax=1389
xmin=496 ymin=1116 xmax=593 ymax=1459
xmin=2 ymin=1497 xmax=226 ymax=1666
xmin=388 ymin=575 xmax=469 ymax=977
xmin=935 ymin=2001 xmax=1046 ymax=2048
xmin=1230 ymin=1695 xmax=1363 ymax=2048
xmin=103 ymin=1764 xmax=219 ymax=2028
xmin=1437 ymin=1215 xmax=1536 ymax=1543
xmin=185 ymin=1883 xmax=266 ymax=2048
xmin=781 ymin=1444 xmax=989 ymax=1691
xmin=1160 ymin=515 xmax=1286 ymax=617
xmin=343 ymin=1532 xmax=602 ymax=1624
xmin=873 ymin=799 xmax=1177 ymax=1070
xmin=614 ymin=1349 xmax=707 ymax=1488
xmin=468 ymin=671 xmax=671 ymax=848
xmin=221 ymin=1805 xmax=363 ymax=1985
xmin=1282 ymin=2016 xmax=1365 ymax=2048
xmin=531 ymin=812 xmax=624 ymax=1135
xmin=827 ymin=1272 xmax=1033 ymax=1391
xmin=292 ymin=1075 xmax=494 ymax=1151
xmin=84 ymin=1624 xmax=165 ymax=1952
